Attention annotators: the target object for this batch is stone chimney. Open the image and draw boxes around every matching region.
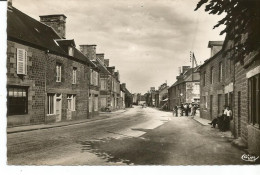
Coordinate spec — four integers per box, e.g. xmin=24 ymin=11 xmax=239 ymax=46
xmin=122 ymin=83 xmax=126 ymax=89
xmin=8 ymin=0 xmax=12 ymax=6
xmin=208 ymin=41 xmax=224 ymax=57
xmin=104 ymin=59 xmax=109 ymax=67
xmin=182 ymin=66 xmax=190 ymax=74
xmin=79 ymin=45 xmax=97 ymax=61
xmin=96 ymin=53 xmax=104 ymax=65
xmin=40 ymin=14 xmax=67 ymax=39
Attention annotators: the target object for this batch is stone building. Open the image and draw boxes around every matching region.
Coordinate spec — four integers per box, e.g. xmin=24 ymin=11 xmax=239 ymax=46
xmin=168 ymin=66 xmax=200 ymax=111
xmin=7 ymin=4 xmax=95 ymax=126
xmin=199 ymin=37 xmax=260 ymax=155
xmin=79 ymin=45 xmax=100 ymax=118
xmin=121 ymin=83 xmax=132 ymax=108
xmin=231 ymin=36 xmax=260 ymax=155
xmin=157 ymin=83 xmax=169 ymax=109
xmin=199 ymin=41 xmax=234 ymax=122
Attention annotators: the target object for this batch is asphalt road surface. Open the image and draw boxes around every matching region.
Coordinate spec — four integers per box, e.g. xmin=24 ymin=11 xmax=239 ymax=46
xmin=7 ymin=106 xmax=252 ymax=165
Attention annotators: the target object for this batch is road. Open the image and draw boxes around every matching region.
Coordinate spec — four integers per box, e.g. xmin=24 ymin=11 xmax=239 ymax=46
xmin=7 ymin=106 xmax=251 ymax=165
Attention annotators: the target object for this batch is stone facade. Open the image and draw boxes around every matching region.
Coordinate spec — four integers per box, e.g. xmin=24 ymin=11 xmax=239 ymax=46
xmin=168 ymin=66 xmax=200 ymax=111
xmin=6 ymin=40 xmax=90 ymax=126
xmin=199 ymin=41 xmax=234 ymax=121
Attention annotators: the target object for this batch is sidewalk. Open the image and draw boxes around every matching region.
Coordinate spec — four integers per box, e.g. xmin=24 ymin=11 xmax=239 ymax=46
xmin=191 ymin=113 xmax=233 ymax=139
xmin=7 ymin=109 xmax=127 ymax=134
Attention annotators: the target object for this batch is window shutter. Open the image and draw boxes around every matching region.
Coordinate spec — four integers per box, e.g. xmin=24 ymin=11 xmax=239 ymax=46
xmin=17 ymin=48 xmax=25 ymax=74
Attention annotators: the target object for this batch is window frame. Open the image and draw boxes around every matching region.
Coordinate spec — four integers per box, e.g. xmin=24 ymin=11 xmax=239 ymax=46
xmin=7 ymin=86 xmax=28 ymax=115
xmin=67 ymin=94 xmax=76 ymax=111
xmin=47 ymin=93 xmax=55 ymax=115
xmin=219 ymin=62 xmax=223 ymax=82
xmin=248 ymin=73 xmax=260 ymax=128
xmin=72 ymin=67 xmax=77 ymax=84
xmin=56 ymin=63 xmax=62 ymax=82
xmin=210 ymin=66 xmax=214 ymax=84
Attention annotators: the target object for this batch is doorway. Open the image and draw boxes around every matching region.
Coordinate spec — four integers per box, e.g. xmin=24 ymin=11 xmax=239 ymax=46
xmin=56 ymin=94 xmax=62 ymax=122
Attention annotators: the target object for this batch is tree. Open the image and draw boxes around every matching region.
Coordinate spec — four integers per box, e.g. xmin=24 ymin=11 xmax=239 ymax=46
xmin=195 ymin=0 xmax=260 ymax=63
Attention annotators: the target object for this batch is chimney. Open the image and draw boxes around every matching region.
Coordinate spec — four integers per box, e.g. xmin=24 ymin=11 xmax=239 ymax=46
xmin=79 ymin=45 xmax=97 ymax=61
xmin=96 ymin=53 xmax=104 ymax=64
xmin=40 ymin=14 xmax=67 ymax=39
xmin=122 ymin=83 xmax=126 ymax=89
xmin=208 ymin=41 xmax=224 ymax=57
xmin=104 ymin=59 xmax=109 ymax=67
xmin=182 ymin=66 xmax=190 ymax=74
xmin=8 ymin=0 xmax=12 ymax=6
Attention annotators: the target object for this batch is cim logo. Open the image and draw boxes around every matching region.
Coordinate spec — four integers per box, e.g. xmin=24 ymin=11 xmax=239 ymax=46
xmin=241 ymin=154 xmax=259 ymax=162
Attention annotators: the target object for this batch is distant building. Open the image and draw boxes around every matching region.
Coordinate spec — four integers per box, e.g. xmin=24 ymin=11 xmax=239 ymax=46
xmin=168 ymin=66 xmax=200 ymax=110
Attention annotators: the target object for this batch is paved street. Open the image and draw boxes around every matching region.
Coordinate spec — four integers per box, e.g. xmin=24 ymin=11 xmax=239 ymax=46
xmin=7 ymin=106 xmax=250 ymax=165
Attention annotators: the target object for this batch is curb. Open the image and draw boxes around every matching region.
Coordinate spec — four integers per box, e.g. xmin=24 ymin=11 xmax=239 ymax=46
xmin=7 ymin=110 xmax=127 ymax=134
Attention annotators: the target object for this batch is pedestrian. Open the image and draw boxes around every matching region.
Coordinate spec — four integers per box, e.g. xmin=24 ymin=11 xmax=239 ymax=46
xmin=222 ymin=106 xmax=232 ymax=131
xmin=180 ymin=103 xmax=184 ymax=116
xmin=173 ymin=105 xmax=178 ymax=117
xmin=191 ymin=104 xmax=196 ymax=117
xmin=184 ymin=103 xmax=188 ymax=116
xmin=189 ymin=103 xmax=192 ymax=116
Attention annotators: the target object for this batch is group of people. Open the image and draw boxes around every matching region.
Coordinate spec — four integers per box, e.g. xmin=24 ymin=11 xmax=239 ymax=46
xmin=208 ymin=106 xmax=233 ymax=132
xmin=173 ymin=103 xmax=199 ymax=117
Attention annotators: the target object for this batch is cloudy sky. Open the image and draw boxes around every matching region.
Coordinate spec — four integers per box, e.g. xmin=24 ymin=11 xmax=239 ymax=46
xmin=12 ymin=0 xmax=225 ymax=94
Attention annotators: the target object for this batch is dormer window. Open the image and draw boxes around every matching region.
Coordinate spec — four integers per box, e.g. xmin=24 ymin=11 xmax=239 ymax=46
xmin=68 ymin=46 xmax=74 ymax=56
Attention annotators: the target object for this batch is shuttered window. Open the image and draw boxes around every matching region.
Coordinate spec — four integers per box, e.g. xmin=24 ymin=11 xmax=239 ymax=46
xmin=16 ymin=48 xmax=27 ymax=75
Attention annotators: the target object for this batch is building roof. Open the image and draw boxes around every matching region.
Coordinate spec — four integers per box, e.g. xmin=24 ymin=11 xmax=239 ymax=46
xmin=7 ymin=6 xmax=95 ymax=67
xmin=208 ymin=41 xmax=224 ymax=47
xmin=169 ymin=66 xmax=200 ymax=89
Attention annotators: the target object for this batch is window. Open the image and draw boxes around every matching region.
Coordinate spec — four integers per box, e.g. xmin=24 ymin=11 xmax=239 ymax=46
xmin=16 ymin=48 xmax=27 ymax=75
xmin=68 ymin=47 xmax=74 ymax=56
xmin=67 ymin=94 xmax=76 ymax=111
xmin=94 ymin=95 xmax=98 ymax=111
xmin=100 ymin=79 xmax=107 ymax=90
xmin=210 ymin=67 xmax=214 ymax=84
xmin=217 ymin=94 xmax=222 ymax=114
xmin=89 ymin=94 xmax=92 ymax=112
xmin=56 ymin=63 xmax=62 ymax=82
xmin=219 ymin=62 xmax=223 ymax=82
xmin=47 ymin=93 xmax=55 ymax=114
xmin=92 ymin=71 xmax=98 ymax=86
xmin=72 ymin=67 xmax=77 ymax=84
xmin=90 ymin=69 xmax=93 ymax=85
xmin=248 ymin=73 xmax=260 ymax=128
xmin=203 ymin=96 xmax=207 ymax=109
xmin=203 ymin=71 xmax=206 ymax=86
xmin=7 ymin=86 xmax=28 ymax=115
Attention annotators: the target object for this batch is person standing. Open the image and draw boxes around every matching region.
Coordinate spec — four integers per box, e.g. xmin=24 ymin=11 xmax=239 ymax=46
xmin=223 ymin=106 xmax=232 ymax=131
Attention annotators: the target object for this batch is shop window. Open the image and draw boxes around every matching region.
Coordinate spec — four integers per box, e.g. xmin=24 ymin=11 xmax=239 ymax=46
xmin=7 ymin=86 xmax=28 ymax=115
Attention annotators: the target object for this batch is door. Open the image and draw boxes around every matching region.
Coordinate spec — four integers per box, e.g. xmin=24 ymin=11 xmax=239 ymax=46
xmin=238 ymin=91 xmax=241 ymax=137
xmin=210 ymin=95 xmax=213 ymax=119
xmin=56 ymin=94 xmax=62 ymax=122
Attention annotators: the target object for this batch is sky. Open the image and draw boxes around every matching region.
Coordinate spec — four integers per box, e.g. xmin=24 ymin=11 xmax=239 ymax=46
xmin=12 ymin=0 xmax=225 ymax=94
